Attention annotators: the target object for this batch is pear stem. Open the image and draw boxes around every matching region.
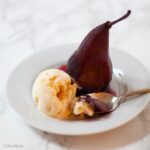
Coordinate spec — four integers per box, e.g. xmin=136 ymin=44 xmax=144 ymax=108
xmin=108 ymin=10 xmax=131 ymax=28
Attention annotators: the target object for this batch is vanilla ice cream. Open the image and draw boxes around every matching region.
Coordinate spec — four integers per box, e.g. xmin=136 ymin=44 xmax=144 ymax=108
xmin=32 ymin=69 xmax=77 ymax=119
xmin=73 ymin=99 xmax=94 ymax=116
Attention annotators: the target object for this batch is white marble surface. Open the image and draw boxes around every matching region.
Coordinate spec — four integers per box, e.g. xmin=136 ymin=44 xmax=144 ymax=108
xmin=1 ymin=0 xmax=150 ymax=149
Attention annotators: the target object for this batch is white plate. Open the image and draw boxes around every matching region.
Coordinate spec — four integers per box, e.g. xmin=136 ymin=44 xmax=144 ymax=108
xmin=6 ymin=44 xmax=150 ymax=135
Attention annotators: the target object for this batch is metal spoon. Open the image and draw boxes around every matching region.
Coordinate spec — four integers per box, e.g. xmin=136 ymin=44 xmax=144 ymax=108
xmin=75 ymin=89 xmax=150 ymax=115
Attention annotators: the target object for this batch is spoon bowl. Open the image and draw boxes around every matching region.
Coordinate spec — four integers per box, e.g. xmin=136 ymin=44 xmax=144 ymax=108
xmin=74 ymin=88 xmax=150 ymax=116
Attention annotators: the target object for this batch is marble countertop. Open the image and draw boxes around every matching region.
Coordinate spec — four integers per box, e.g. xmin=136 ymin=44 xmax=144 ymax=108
xmin=1 ymin=0 xmax=150 ymax=149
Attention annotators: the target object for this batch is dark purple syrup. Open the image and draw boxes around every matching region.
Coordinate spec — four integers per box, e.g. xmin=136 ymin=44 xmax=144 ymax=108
xmin=57 ymin=64 xmax=67 ymax=72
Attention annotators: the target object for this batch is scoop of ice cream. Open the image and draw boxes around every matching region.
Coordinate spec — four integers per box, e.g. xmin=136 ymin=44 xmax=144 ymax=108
xmin=32 ymin=69 xmax=77 ymax=119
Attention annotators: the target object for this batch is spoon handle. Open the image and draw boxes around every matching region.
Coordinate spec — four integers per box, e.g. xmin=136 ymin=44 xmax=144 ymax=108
xmin=125 ymin=89 xmax=150 ymax=98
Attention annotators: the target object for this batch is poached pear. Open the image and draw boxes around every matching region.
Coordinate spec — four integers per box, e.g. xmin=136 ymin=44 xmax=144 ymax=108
xmin=67 ymin=10 xmax=131 ymax=95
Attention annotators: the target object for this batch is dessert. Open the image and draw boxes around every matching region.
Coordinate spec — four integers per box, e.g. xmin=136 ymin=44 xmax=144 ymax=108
xmin=67 ymin=10 xmax=131 ymax=95
xmin=32 ymin=10 xmax=131 ymax=119
xmin=32 ymin=69 xmax=77 ymax=119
